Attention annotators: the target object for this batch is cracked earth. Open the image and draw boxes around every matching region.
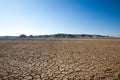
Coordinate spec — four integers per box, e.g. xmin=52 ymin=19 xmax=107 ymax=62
xmin=0 ymin=39 xmax=120 ymax=80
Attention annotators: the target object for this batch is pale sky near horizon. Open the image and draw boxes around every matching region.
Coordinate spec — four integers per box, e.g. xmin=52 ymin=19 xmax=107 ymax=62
xmin=0 ymin=0 xmax=120 ymax=36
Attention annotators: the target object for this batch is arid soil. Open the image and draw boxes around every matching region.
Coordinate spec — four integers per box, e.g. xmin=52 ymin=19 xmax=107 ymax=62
xmin=0 ymin=39 xmax=120 ymax=80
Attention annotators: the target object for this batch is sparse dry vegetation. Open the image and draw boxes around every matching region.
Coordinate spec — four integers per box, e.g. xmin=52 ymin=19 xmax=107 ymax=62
xmin=0 ymin=39 xmax=120 ymax=80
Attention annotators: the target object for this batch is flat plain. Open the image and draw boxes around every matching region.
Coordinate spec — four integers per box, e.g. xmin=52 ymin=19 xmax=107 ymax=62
xmin=0 ymin=39 xmax=120 ymax=80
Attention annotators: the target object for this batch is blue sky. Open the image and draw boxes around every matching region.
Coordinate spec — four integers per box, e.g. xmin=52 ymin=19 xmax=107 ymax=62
xmin=0 ymin=0 xmax=120 ymax=36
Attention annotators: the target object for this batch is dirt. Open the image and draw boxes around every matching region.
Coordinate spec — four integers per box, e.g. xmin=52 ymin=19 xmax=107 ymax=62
xmin=0 ymin=39 xmax=120 ymax=80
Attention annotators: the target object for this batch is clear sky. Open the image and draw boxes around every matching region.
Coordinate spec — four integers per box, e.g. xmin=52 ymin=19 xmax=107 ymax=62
xmin=0 ymin=0 xmax=120 ymax=36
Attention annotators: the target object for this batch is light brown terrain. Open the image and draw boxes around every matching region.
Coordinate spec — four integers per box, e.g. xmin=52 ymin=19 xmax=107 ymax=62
xmin=0 ymin=39 xmax=120 ymax=80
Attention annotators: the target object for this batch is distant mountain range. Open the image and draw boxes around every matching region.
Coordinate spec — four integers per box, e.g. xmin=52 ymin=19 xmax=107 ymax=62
xmin=0 ymin=33 xmax=118 ymax=39
xmin=0 ymin=36 xmax=17 ymax=39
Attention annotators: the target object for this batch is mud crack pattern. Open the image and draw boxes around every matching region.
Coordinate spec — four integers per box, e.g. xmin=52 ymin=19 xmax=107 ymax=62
xmin=0 ymin=39 xmax=120 ymax=80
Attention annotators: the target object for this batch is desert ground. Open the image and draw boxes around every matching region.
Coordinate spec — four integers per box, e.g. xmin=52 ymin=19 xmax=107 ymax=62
xmin=0 ymin=39 xmax=120 ymax=80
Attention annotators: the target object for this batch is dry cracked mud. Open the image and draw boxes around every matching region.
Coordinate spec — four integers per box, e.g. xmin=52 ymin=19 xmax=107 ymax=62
xmin=0 ymin=39 xmax=120 ymax=80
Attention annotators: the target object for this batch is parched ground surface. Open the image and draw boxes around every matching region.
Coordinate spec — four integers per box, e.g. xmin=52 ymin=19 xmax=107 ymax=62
xmin=0 ymin=39 xmax=120 ymax=80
